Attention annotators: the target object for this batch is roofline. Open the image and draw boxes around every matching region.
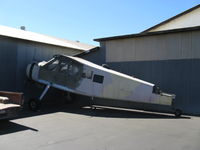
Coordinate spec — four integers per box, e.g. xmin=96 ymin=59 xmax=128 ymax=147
xmin=94 ymin=26 xmax=200 ymax=42
xmin=0 ymin=34 xmax=85 ymax=52
xmin=142 ymin=4 xmax=200 ymax=33
xmin=74 ymin=47 xmax=100 ymax=57
xmin=0 ymin=25 xmax=96 ymax=51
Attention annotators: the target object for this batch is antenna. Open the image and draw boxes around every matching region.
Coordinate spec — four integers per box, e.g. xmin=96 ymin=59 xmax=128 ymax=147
xmin=20 ymin=26 xmax=26 ymax=30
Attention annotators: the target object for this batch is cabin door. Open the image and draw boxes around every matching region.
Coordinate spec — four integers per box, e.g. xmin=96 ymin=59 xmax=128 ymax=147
xmin=92 ymin=74 xmax=104 ymax=97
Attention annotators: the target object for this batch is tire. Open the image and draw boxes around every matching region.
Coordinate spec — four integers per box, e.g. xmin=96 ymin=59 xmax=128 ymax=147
xmin=28 ymin=99 xmax=41 ymax=111
xmin=174 ymin=109 xmax=182 ymax=117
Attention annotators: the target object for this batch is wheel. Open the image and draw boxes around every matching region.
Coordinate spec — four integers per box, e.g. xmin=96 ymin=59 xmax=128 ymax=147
xmin=91 ymin=105 xmax=96 ymax=110
xmin=28 ymin=99 xmax=41 ymax=111
xmin=174 ymin=109 xmax=182 ymax=117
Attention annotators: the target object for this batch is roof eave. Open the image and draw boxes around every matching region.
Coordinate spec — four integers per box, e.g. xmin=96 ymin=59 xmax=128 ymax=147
xmin=74 ymin=47 xmax=100 ymax=57
xmin=142 ymin=4 xmax=200 ymax=33
xmin=94 ymin=26 xmax=200 ymax=42
xmin=0 ymin=34 xmax=88 ymax=52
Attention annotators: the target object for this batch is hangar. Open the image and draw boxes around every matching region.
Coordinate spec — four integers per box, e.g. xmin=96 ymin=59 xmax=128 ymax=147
xmin=0 ymin=25 xmax=96 ymax=92
xmin=91 ymin=4 xmax=200 ymax=115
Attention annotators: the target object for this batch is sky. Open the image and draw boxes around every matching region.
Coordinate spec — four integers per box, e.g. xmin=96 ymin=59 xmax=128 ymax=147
xmin=0 ymin=0 xmax=199 ymax=46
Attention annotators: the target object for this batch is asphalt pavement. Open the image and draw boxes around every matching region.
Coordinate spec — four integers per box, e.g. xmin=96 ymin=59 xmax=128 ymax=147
xmin=0 ymin=105 xmax=199 ymax=150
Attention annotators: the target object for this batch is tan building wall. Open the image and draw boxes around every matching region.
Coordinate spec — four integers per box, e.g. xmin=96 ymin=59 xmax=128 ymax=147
xmin=105 ymin=30 xmax=200 ymax=62
xmin=148 ymin=7 xmax=200 ymax=32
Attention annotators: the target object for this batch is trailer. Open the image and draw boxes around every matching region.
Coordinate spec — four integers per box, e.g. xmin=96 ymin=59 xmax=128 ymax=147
xmin=0 ymin=91 xmax=23 ymax=120
xmin=26 ymin=55 xmax=182 ymax=117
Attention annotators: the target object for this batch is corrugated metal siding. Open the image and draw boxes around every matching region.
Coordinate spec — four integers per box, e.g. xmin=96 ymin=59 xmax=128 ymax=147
xmin=0 ymin=37 xmax=17 ymax=91
xmin=107 ymin=59 xmax=200 ymax=114
xmin=105 ymin=31 xmax=200 ymax=62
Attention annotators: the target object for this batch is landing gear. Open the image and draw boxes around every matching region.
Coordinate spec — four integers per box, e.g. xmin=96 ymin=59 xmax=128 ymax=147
xmin=90 ymin=97 xmax=96 ymax=110
xmin=29 ymin=84 xmax=51 ymax=111
xmin=28 ymin=99 xmax=41 ymax=111
xmin=91 ymin=105 xmax=96 ymax=110
xmin=174 ymin=109 xmax=182 ymax=117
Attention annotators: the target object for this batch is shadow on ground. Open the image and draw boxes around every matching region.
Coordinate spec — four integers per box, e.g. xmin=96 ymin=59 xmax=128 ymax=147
xmin=15 ymin=101 xmax=191 ymax=120
xmin=0 ymin=120 xmax=38 ymax=135
xmin=0 ymin=101 xmax=190 ymax=136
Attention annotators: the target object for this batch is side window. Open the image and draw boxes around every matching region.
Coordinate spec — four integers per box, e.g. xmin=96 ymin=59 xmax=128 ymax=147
xmin=68 ymin=64 xmax=79 ymax=76
xmin=59 ymin=62 xmax=79 ymax=76
xmin=47 ymin=60 xmax=59 ymax=71
xmin=93 ymin=74 xmax=104 ymax=84
xmin=60 ymin=64 xmax=69 ymax=73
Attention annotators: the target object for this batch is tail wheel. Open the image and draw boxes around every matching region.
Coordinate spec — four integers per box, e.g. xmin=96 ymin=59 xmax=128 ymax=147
xmin=28 ymin=99 xmax=41 ymax=111
xmin=174 ymin=109 xmax=182 ymax=117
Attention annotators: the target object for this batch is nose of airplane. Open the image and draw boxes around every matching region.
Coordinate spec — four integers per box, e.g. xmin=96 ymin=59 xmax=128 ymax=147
xmin=26 ymin=63 xmax=36 ymax=80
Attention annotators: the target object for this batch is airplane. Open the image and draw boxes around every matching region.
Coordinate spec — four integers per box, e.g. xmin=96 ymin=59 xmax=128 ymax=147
xmin=26 ymin=55 xmax=182 ymax=117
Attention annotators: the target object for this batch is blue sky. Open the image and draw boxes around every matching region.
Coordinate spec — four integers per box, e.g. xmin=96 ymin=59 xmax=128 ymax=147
xmin=0 ymin=0 xmax=199 ymax=45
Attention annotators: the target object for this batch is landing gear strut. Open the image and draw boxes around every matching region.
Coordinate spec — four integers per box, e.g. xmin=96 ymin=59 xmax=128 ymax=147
xmin=28 ymin=84 xmax=51 ymax=111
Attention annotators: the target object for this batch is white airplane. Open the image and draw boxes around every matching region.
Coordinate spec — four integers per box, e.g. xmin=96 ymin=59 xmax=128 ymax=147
xmin=26 ymin=55 xmax=182 ymax=117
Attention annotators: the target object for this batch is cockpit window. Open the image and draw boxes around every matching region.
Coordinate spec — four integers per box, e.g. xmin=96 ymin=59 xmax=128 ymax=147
xmin=47 ymin=59 xmax=59 ymax=71
xmin=60 ymin=64 xmax=68 ymax=73
xmin=39 ymin=55 xmax=84 ymax=88
xmin=67 ymin=64 xmax=79 ymax=76
xmin=44 ymin=57 xmax=81 ymax=77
